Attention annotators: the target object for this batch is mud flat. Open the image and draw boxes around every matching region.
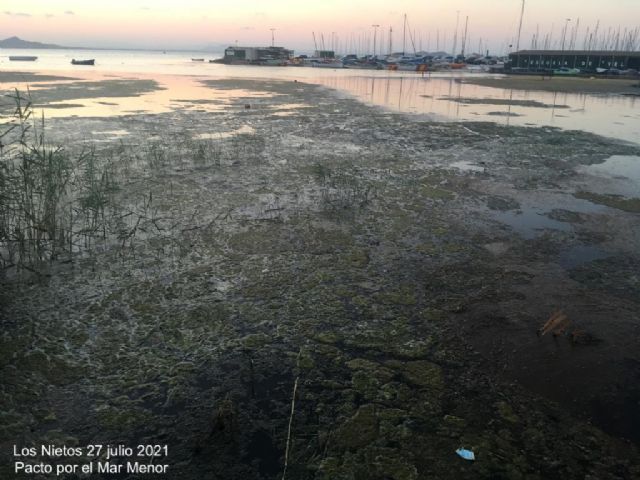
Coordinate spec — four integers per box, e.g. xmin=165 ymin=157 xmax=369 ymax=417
xmin=1 ymin=75 xmax=640 ymax=479
xmin=463 ymin=75 xmax=640 ymax=94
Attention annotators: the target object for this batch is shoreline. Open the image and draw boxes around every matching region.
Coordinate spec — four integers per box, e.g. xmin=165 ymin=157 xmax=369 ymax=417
xmin=462 ymin=74 xmax=640 ymax=94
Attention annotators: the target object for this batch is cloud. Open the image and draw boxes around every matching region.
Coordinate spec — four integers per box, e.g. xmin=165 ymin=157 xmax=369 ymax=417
xmin=64 ymin=10 xmax=75 ymax=15
xmin=4 ymin=11 xmax=32 ymax=17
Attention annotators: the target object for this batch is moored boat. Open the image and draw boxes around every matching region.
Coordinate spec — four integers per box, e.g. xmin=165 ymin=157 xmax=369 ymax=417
xmin=191 ymin=58 xmax=205 ymax=62
xmin=9 ymin=56 xmax=37 ymax=61
xmin=310 ymin=60 xmax=344 ymax=68
xmin=71 ymin=59 xmax=95 ymax=65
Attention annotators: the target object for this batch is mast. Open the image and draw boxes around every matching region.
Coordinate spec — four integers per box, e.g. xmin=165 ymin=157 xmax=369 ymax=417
xmin=452 ymin=11 xmax=460 ymax=56
xmin=389 ymin=27 xmax=393 ymax=54
xmin=403 ymin=14 xmax=407 ymax=55
xmin=461 ymin=16 xmax=469 ymax=57
xmin=515 ymin=0 xmax=525 ymax=53
xmin=312 ymin=32 xmax=318 ymax=53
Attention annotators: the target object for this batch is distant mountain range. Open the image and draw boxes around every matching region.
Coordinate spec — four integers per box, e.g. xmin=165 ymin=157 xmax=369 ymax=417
xmin=0 ymin=36 xmax=73 ymax=49
xmin=0 ymin=36 xmax=229 ymax=52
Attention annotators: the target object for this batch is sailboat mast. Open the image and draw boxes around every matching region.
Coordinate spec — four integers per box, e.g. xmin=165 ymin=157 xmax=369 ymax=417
xmin=461 ymin=16 xmax=469 ymax=57
xmin=452 ymin=11 xmax=460 ymax=56
xmin=515 ymin=0 xmax=525 ymax=53
xmin=403 ymin=14 xmax=407 ymax=55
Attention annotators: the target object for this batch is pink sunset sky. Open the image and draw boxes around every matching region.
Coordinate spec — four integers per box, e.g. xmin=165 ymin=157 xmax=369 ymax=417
xmin=1 ymin=0 xmax=638 ymax=54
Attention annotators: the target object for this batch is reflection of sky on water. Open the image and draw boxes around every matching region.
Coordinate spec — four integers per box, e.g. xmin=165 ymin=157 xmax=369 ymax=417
xmin=576 ymin=155 xmax=640 ymax=198
xmin=1 ymin=49 xmax=638 ymax=143
xmin=311 ymin=76 xmax=640 ymax=144
xmin=582 ymin=155 xmax=640 ymax=184
xmin=0 ymin=73 xmax=279 ymax=119
xmin=491 ymin=207 xmax=572 ymax=240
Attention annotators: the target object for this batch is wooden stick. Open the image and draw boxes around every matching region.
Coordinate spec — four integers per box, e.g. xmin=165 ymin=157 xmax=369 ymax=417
xmin=281 ymin=376 xmax=299 ymax=480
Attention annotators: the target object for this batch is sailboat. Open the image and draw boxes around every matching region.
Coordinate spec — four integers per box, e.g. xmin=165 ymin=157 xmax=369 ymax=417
xmin=386 ymin=14 xmax=429 ymax=72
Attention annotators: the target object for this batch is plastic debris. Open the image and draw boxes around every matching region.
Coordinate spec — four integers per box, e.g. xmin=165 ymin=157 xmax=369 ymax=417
xmin=456 ymin=448 xmax=476 ymax=461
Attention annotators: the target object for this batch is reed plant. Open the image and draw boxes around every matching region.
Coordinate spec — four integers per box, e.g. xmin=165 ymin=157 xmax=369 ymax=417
xmin=0 ymin=90 xmax=123 ymax=272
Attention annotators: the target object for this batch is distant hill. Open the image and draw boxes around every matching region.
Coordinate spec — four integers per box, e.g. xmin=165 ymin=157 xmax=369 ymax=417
xmin=0 ymin=36 xmax=68 ymax=49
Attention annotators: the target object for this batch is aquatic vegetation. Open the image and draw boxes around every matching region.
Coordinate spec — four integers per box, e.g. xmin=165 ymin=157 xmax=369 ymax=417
xmin=574 ymin=190 xmax=640 ymax=213
xmin=1 ymin=77 xmax=639 ymax=479
xmin=0 ymin=90 xmax=79 ymax=267
xmin=0 ymin=90 xmax=168 ymax=272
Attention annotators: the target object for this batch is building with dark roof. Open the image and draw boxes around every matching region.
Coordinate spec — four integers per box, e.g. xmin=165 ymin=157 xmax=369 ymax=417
xmin=509 ymin=50 xmax=640 ymax=71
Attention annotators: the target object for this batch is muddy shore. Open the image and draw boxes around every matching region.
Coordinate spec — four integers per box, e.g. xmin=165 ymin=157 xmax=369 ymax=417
xmin=1 ymin=74 xmax=640 ymax=479
xmin=462 ymin=75 xmax=640 ymax=94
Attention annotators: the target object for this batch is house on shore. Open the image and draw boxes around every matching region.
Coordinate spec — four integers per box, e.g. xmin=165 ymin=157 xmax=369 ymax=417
xmin=509 ymin=50 xmax=640 ymax=71
xmin=221 ymin=46 xmax=294 ymax=64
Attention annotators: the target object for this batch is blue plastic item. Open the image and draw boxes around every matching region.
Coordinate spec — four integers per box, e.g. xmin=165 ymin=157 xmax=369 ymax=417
xmin=456 ymin=448 xmax=476 ymax=461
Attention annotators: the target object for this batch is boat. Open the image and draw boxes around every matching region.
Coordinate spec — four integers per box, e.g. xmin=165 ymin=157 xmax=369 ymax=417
xmin=553 ymin=67 xmax=580 ymax=75
xmin=310 ymin=60 xmax=344 ymax=68
xmin=9 ymin=56 xmax=37 ymax=61
xmin=191 ymin=58 xmax=205 ymax=62
xmin=261 ymin=58 xmax=288 ymax=66
xmin=71 ymin=59 xmax=95 ymax=65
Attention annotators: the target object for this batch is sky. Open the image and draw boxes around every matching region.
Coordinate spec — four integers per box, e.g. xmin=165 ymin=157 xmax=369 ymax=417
xmin=1 ymin=0 xmax=638 ymax=54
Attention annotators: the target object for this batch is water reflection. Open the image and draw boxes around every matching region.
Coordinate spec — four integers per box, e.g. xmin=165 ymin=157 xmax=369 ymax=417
xmin=1 ymin=62 xmax=638 ymax=144
xmin=0 ymin=73 xmax=277 ymax=119
xmin=311 ymin=75 xmax=639 ymax=143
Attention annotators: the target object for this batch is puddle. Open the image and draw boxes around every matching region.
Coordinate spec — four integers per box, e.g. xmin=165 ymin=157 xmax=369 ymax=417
xmin=557 ymin=244 xmax=611 ymax=269
xmin=581 ymin=155 xmax=640 ymax=185
xmin=92 ymin=129 xmax=130 ymax=137
xmin=492 ymin=207 xmax=572 ymax=239
xmin=195 ymin=125 xmax=256 ymax=140
xmin=576 ymin=155 xmax=640 ymax=199
xmin=450 ymin=160 xmax=485 ymax=173
xmin=270 ymin=103 xmax=310 ymax=110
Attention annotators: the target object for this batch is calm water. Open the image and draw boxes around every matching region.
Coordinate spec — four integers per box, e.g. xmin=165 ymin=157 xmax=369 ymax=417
xmin=1 ymin=48 xmax=639 ymax=143
xmin=313 ymin=76 xmax=640 ymax=144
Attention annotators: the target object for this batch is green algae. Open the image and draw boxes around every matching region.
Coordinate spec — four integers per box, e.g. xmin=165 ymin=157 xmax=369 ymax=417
xmin=574 ymin=191 xmax=640 ymax=213
xmin=335 ymin=404 xmax=379 ymax=450
xmin=387 ymin=360 xmax=444 ymax=390
xmin=377 ymin=286 xmax=417 ymax=306
xmin=496 ymin=401 xmax=521 ymax=424
xmin=1 ymin=77 xmax=639 ymax=480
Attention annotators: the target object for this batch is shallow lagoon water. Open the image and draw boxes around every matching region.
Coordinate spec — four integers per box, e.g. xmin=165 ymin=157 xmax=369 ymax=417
xmin=491 ymin=207 xmax=572 ymax=240
xmin=584 ymin=155 xmax=640 ymax=181
xmin=557 ymin=244 xmax=611 ymax=269
xmin=313 ymin=75 xmax=640 ymax=144
xmin=1 ymin=47 xmax=639 ymax=143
